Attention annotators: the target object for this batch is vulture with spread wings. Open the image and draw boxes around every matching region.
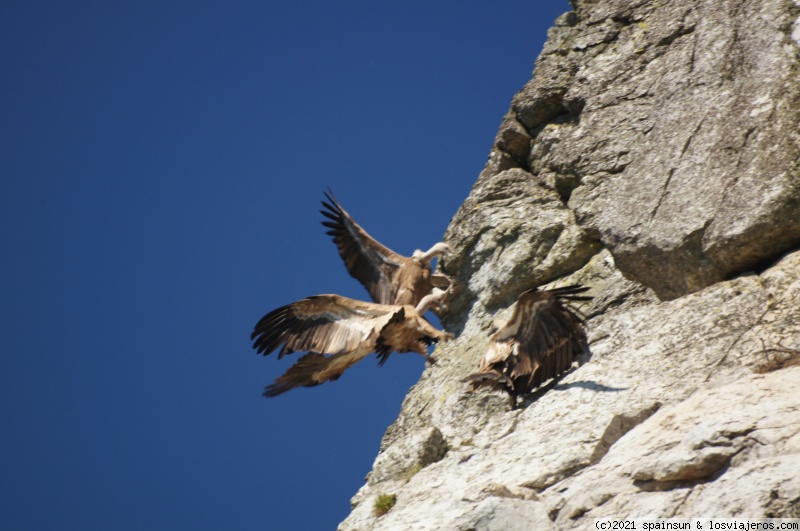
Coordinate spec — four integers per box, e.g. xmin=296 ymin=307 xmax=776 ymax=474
xmin=251 ymin=290 xmax=452 ymax=397
xmin=320 ymin=191 xmax=452 ymax=310
xmin=465 ymin=285 xmax=591 ymax=408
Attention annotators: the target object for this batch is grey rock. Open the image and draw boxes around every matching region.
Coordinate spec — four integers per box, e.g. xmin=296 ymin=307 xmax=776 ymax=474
xmin=495 ymin=0 xmax=800 ymax=300
xmin=367 ymin=427 xmax=448 ymax=484
xmin=441 ymin=167 xmax=599 ymax=324
xmin=338 ymin=0 xmax=800 ymax=529
xmin=553 ymin=366 xmax=800 ymax=524
xmin=341 ymin=250 xmax=800 ymax=530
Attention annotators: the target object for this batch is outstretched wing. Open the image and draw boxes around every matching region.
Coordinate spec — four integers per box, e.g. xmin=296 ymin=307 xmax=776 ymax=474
xmin=320 ymin=190 xmax=404 ymax=305
xmin=250 ymin=294 xmax=398 ymax=358
xmin=508 ymin=285 xmax=590 ymax=389
xmin=263 ymin=350 xmax=370 ymax=397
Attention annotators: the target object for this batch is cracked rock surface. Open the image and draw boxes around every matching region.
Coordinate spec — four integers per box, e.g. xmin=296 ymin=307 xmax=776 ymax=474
xmin=553 ymin=367 xmax=800 ymax=524
xmin=339 ymin=0 xmax=800 ymax=529
xmin=487 ymin=0 xmax=800 ymax=301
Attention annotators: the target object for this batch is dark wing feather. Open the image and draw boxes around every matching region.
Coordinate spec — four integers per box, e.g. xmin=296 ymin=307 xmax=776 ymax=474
xmin=374 ymin=306 xmax=406 ymax=367
xmin=251 ymin=294 xmax=388 ymax=359
xmin=536 ymin=284 xmax=592 ymax=306
xmin=321 ymin=190 xmax=404 ymax=304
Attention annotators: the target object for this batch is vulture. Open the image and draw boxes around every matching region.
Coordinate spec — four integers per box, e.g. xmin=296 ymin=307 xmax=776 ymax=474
xmin=464 ymin=285 xmax=591 ymax=408
xmin=320 ymin=191 xmax=452 ymax=310
xmin=251 ymin=289 xmax=452 ymax=397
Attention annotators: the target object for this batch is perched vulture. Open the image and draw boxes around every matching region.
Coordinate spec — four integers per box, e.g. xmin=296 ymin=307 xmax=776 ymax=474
xmin=465 ymin=285 xmax=591 ymax=408
xmin=251 ymin=290 xmax=452 ymax=397
xmin=320 ymin=191 xmax=452 ymax=310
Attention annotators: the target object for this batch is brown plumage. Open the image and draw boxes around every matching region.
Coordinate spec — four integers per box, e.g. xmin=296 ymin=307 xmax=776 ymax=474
xmin=251 ymin=292 xmax=452 ymax=397
xmin=464 ymin=285 xmax=591 ymax=408
xmin=320 ymin=191 xmax=451 ymax=309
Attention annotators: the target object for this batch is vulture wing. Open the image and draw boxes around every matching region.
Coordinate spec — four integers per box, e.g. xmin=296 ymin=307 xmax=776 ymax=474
xmin=263 ymin=350 xmax=371 ymax=397
xmin=320 ymin=191 xmax=405 ymax=305
xmin=509 ymin=285 xmax=589 ymax=389
xmin=251 ymin=294 xmax=400 ymax=359
xmin=466 ymin=285 xmax=590 ymax=398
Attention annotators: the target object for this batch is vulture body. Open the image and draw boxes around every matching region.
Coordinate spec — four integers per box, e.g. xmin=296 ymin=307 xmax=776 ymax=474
xmin=251 ymin=291 xmax=452 ymax=397
xmin=320 ymin=191 xmax=451 ymax=309
xmin=465 ymin=285 xmax=591 ymax=408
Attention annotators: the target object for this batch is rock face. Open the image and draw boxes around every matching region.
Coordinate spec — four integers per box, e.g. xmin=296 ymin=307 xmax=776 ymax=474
xmin=339 ymin=0 xmax=800 ymax=529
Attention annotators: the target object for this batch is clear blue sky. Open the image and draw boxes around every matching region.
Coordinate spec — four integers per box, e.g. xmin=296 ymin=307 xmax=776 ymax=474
xmin=1 ymin=2 xmax=571 ymax=529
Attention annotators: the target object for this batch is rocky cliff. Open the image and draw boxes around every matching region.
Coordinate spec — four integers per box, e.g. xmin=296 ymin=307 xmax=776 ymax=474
xmin=340 ymin=0 xmax=800 ymax=528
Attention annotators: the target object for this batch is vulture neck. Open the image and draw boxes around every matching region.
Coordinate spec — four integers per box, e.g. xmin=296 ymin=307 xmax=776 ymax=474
xmin=413 ymin=242 xmax=451 ymax=265
xmin=415 ymin=289 xmax=446 ymax=314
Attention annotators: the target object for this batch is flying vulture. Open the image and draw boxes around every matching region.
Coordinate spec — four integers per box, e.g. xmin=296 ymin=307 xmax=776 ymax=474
xmin=464 ymin=285 xmax=591 ymax=408
xmin=320 ymin=191 xmax=452 ymax=310
xmin=251 ymin=289 xmax=452 ymax=397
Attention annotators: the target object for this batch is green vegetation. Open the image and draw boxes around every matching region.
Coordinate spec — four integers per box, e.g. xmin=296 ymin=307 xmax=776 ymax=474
xmin=373 ymin=493 xmax=397 ymax=517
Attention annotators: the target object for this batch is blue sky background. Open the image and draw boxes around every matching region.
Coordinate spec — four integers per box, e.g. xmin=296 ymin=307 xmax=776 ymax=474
xmin=1 ymin=1 xmax=571 ymax=529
